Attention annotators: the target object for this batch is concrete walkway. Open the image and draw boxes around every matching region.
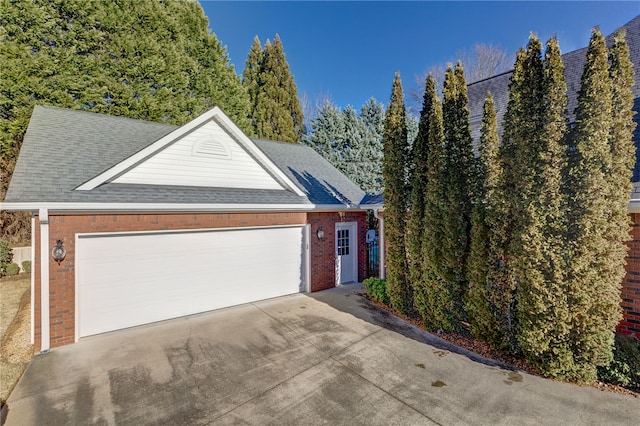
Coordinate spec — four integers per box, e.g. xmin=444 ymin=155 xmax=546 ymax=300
xmin=4 ymin=283 xmax=639 ymax=425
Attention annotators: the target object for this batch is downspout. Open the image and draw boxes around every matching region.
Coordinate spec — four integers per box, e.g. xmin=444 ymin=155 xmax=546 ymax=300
xmin=39 ymin=208 xmax=50 ymax=352
xmin=373 ymin=208 xmax=385 ymax=279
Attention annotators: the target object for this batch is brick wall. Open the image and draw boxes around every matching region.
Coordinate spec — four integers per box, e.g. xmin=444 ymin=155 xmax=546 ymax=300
xmin=34 ymin=212 xmax=306 ymax=351
xmin=307 ymin=211 xmax=367 ymax=292
xmin=620 ymin=213 xmax=640 ymax=338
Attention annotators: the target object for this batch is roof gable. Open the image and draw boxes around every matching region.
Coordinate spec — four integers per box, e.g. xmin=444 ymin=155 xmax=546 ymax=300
xmin=76 ymin=107 xmax=304 ymax=196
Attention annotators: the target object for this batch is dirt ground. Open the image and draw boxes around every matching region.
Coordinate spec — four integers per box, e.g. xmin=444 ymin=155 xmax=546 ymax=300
xmin=0 ymin=274 xmax=33 ymax=408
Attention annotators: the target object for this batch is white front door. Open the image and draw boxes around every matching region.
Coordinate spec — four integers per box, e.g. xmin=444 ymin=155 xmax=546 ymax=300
xmin=335 ymin=222 xmax=357 ymax=284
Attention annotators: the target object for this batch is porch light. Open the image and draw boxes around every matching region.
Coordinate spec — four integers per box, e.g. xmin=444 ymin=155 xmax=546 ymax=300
xmin=316 ymin=227 xmax=325 ymax=241
xmin=52 ymin=239 xmax=66 ymax=264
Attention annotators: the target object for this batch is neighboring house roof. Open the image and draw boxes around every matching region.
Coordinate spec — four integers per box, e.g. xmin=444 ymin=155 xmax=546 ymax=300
xmin=468 ymin=15 xmax=640 ymax=181
xmin=3 ymin=105 xmax=366 ymax=210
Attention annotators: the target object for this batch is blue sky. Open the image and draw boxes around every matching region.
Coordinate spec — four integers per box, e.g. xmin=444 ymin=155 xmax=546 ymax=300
xmin=201 ymin=1 xmax=640 ymax=111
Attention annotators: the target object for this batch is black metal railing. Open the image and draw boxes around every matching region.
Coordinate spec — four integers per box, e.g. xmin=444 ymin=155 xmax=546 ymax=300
xmin=366 ymin=240 xmax=379 ymax=278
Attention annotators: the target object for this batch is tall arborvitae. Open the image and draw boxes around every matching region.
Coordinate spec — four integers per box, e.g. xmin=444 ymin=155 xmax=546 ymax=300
xmin=382 ymin=72 xmax=412 ymax=315
xmin=607 ymin=28 xmax=637 ymax=301
xmin=407 ymin=76 xmax=435 ymax=289
xmin=515 ymin=37 xmax=572 ymax=377
xmin=440 ymin=62 xmax=475 ymax=328
xmin=492 ymin=48 xmax=527 ymax=350
xmin=245 ymin=34 xmax=303 ymax=142
xmin=414 ymin=80 xmax=450 ymax=330
xmin=466 ymin=93 xmax=501 ymax=342
xmin=564 ymin=29 xmax=619 ymax=382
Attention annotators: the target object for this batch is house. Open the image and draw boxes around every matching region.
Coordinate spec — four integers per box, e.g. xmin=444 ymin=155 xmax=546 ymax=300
xmin=1 ymin=105 xmax=371 ymax=352
xmin=467 ymin=15 xmax=640 ymax=338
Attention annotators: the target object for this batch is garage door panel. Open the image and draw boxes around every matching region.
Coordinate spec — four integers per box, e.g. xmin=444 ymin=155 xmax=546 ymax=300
xmin=77 ymin=226 xmax=304 ymax=337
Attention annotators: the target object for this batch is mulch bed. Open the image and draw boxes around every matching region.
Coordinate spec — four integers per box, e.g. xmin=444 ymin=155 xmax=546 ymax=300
xmin=363 ymin=294 xmax=639 ymax=398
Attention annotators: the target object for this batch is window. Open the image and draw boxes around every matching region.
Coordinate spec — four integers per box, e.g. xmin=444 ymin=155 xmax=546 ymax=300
xmin=337 ymin=229 xmax=350 ymax=256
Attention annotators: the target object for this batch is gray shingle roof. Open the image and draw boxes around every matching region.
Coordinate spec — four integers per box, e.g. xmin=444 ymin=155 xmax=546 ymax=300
xmin=468 ymin=15 xmax=640 ymax=180
xmin=5 ymin=105 xmax=365 ymax=207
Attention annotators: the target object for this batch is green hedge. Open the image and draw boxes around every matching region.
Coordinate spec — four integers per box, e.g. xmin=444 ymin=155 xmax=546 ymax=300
xmin=0 ymin=240 xmax=12 ymax=276
xmin=597 ymin=333 xmax=640 ymax=392
xmin=363 ymin=277 xmax=389 ymax=305
xmin=21 ymin=260 xmax=31 ymax=274
xmin=5 ymin=262 xmax=20 ymax=276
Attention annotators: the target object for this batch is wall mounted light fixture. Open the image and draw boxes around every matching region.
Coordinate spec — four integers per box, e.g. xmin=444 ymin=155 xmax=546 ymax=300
xmin=316 ymin=227 xmax=325 ymax=241
xmin=52 ymin=239 xmax=66 ymax=264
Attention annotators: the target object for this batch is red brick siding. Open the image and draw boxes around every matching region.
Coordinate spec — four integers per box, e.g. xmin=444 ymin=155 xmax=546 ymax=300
xmin=307 ymin=212 xmax=367 ymax=292
xmin=620 ymin=213 xmax=640 ymax=339
xmin=35 ymin=212 xmax=306 ymax=351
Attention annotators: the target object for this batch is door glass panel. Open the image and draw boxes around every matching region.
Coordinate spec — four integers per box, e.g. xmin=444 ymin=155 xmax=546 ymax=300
xmin=338 ymin=229 xmax=350 ymax=256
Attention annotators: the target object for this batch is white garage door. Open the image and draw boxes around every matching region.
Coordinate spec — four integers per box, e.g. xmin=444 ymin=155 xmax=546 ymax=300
xmin=76 ymin=226 xmax=305 ymax=337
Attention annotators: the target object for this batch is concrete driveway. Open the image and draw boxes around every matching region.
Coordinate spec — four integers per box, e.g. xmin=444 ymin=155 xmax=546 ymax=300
xmin=4 ymin=283 xmax=639 ymax=425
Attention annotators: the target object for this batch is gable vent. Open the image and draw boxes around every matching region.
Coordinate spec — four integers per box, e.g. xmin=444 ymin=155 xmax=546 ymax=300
xmin=192 ymin=135 xmax=232 ymax=159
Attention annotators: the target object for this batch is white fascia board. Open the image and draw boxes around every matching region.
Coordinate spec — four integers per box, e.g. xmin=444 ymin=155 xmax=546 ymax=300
xmin=74 ymin=107 xmax=305 ymax=196
xmin=628 ymin=199 xmax=640 ymax=213
xmin=359 ymin=203 xmax=384 ymax=211
xmin=0 ymin=202 xmax=314 ymax=214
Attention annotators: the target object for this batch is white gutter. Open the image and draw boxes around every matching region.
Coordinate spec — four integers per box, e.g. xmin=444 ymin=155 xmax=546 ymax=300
xmin=0 ymin=202 xmax=365 ymax=214
xmin=628 ymin=199 xmax=640 ymax=213
xmin=38 ymin=208 xmax=50 ymax=352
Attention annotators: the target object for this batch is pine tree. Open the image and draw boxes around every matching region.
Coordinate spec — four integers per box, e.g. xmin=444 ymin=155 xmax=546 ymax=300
xmin=413 ymin=77 xmax=451 ymax=330
xmin=515 ymin=37 xmax=572 ymax=376
xmin=466 ymin=93 xmax=501 ymax=342
xmin=246 ymin=35 xmax=303 ymax=143
xmin=564 ymin=29 xmax=619 ymax=382
xmin=440 ymin=62 xmax=475 ymax=328
xmin=302 ymin=99 xmax=385 ymax=194
xmin=407 ymin=76 xmax=435 ymax=289
xmin=243 ymin=36 xmax=263 ymax=134
xmin=383 ymin=72 xmax=412 ymax=315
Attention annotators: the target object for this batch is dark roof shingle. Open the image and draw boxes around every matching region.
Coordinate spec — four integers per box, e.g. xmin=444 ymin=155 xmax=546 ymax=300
xmin=5 ymin=105 xmax=365 ymax=207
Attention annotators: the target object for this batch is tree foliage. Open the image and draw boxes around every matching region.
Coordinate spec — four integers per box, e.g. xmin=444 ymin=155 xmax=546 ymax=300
xmin=243 ymin=34 xmax=303 ymax=142
xmin=382 ymin=72 xmax=412 ymax=315
xmin=302 ymin=98 xmax=385 ymax=194
xmin=513 ymin=37 xmax=571 ymax=376
xmin=1 ymin=0 xmax=251 ymax=242
xmin=407 ymin=76 xmax=435 ymax=289
xmin=563 ymin=29 xmax=634 ymax=382
xmin=439 ymin=62 xmax=475 ymax=328
xmin=412 ymin=76 xmax=451 ymax=329
xmin=466 ymin=93 xmax=501 ymax=342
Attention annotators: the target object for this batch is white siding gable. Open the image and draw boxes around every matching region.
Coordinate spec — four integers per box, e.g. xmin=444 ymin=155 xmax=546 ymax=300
xmin=113 ymin=119 xmax=284 ymax=190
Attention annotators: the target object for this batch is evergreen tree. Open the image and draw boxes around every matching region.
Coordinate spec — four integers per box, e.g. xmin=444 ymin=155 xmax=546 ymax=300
xmin=407 ymin=76 xmax=435 ymax=289
xmin=440 ymin=62 xmax=475 ymax=328
xmin=466 ymin=93 xmax=501 ymax=342
xmin=383 ymin=72 xmax=412 ymax=315
xmin=243 ymin=36 xmax=263 ymax=133
xmin=607 ymin=28 xmax=637 ymax=302
xmin=515 ymin=37 xmax=571 ymax=376
xmin=413 ymin=78 xmax=451 ymax=329
xmin=564 ymin=29 xmax=620 ymax=382
xmin=359 ymin=98 xmax=385 ymax=194
xmin=302 ymin=99 xmax=385 ymax=194
xmin=245 ymin=34 xmax=303 ymax=142
xmin=490 ymin=47 xmax=527 ymax=350
xmin=1 ymin=0 xmax=250 ymax=243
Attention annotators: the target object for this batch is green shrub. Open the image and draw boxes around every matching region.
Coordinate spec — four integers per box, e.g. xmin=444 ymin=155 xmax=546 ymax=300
xmin=5 ymin=262 xmax=20 ymax=276
xmin=597 ymin=333 xmax=640 ymax=392
xmin=22 ymin=260 xmax=31 ymax=274
xmin=363 ymin=277 xmax=389 ymax=305
xmin=0 ymin=240 xmax=12 ymax=276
